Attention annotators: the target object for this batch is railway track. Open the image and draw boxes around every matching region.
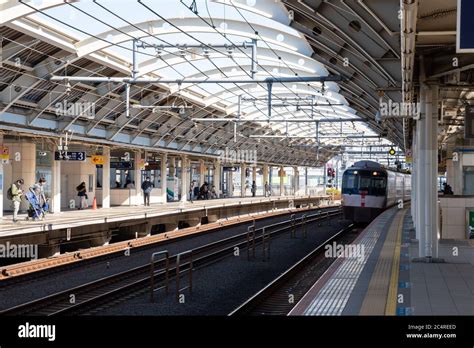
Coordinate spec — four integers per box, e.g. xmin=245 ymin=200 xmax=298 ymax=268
xmin=229 ymin=223 xmax=360 ymax=316
xmin=0 ymin=208 xmax=342 ymax=316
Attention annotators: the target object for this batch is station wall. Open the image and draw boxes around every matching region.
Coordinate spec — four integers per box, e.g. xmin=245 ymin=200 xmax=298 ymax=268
xmin=2 ymin=142 xmax=36 ymax=212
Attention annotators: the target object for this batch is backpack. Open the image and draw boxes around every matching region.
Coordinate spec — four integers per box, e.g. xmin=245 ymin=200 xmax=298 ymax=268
xmin=7 ymin=186 xmax=13 ymax=200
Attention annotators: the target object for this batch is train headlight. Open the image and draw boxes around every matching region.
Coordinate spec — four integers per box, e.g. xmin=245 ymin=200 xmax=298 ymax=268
xmin=372 ymin=171 xmax=378 ymax=176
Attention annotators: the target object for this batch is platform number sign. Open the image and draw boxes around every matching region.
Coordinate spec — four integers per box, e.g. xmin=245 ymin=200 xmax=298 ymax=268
xmin=457 ymin=0 xmax=474 ymax=53
xmin=55 ymin=151 xmax=86 ymax=161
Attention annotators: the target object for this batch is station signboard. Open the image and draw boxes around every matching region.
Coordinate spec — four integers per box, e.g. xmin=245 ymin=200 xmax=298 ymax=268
xmin=1 ymin=145 xmax=9 ymax=164
xmin=91 ymin=155 xmax=105 ymax=165
xmin=223 ymin=166 xmax=238 ymax=172
xmin=110 ymin=161 xmax=132 ymax=170
xmin=54 ymin=151 xmax=86 ymax=161
xmin=457 ymin=0 xmax=474 ymax=53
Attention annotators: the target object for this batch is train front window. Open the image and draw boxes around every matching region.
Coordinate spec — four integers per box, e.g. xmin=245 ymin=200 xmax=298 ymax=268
xmin=343 ymin=170 xmax=387 ymax=196
xmin=342 ymin=173 xmax=359 ymax=194
xmin=370 ymin=177 xmax=386 ymax=196
xmin=359 ymin=177 xmax=371 ymax=192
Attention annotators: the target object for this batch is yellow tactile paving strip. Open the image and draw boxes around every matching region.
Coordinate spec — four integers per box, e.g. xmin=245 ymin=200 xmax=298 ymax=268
xmin=359 ymin=209 xmax=405 ymax=315
xmin=385 ymin=209 xmax=406 ymax=315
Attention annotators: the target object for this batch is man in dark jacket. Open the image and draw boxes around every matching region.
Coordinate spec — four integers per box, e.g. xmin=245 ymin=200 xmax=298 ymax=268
xmin=141 ymin=177 xmax=153 ymax=206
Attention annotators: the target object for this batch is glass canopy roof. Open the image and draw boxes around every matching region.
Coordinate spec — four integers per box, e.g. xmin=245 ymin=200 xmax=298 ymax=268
xmin=12 ymin=0 xmax=394 ymax=151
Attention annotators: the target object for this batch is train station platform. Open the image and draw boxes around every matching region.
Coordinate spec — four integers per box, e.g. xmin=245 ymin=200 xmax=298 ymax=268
xmin=290 ymin=205 xmax=474 ymax=316
xmin=0 ymin=195 xmax=334 ymax=258
xmin=0 ymin=195 xmax=331 ymax=235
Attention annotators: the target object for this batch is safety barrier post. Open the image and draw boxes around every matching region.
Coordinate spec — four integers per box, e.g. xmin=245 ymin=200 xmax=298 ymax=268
xmin=262 ymin=227 xmax=270 ymax=261
xmin=247 ymin=223 xmax=256 ymax=260
xmin=176 ymin=250 xmax=193 ymax=302
xmin=302 ymin=214 xmax=307 ymax=239
xmin=290 ymin=214 xmax=296 ymax=238
xmin=150 ymin=250 xmax=169 ymax=302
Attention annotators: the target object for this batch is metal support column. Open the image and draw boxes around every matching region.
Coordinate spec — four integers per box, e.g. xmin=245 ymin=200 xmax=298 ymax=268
xmin=293 ymin=166 xmax=299 ymax=195
xmin=214 ymin=160 xmax=221 ymax=198
xmin=180 ymin=156 xmax=188 ymax=203
xmin=161 ymin=153 xmax=167 ymax=203
xmin=305 ymin=167 xmax=308 ymax=195
xmin=51 ymin=156 xmax=61 ymax=213
xmin=279 ymin=166 xmax=284 ymax=196
xmin=102 ymin=146 xmax=110 ymax=209
xmin=417 ymin=80 xmax=439 ymax=258
xmin=424 ymin=84 xmax=439 ymax=258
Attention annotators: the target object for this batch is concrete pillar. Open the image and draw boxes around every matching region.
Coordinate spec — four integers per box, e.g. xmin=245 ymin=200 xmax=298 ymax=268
xmin=161 ymin=153 xmax=167 ymax=203
xmin=169 ymin=157 xmax=176 ymax=178
xmin=305 ymin=167 xmax=308 ymax=195
xmin=452 ymin=152 xmax=463 ymax=195
xmin=416 ymin=103 xmax=425 ymax=250
xmin=134 ymin=151 xmax=141 ymax=205
xmin=263 ymin=164 xmax=269 ymax=189
xmin=417 ymin=83 xmax=439 ymax=258
xmin=180 ymin=156 xmax=188 ymax=202
xmin=269 ymin=166 xmax=273 ymax=194
xmin=241 ymin=163 xmax=246 ymax=197
xmin=13 ymin=143 xmax=36 ymax=211
xmin=279 ymin=166 xmax=284 ymax=196
xmin=424 ymin=84 xmax=439 ymax=258
xmin=411 ymin=130 xmax=417 ymax=234
xmin=228 ymin=170 xmax=234 ymax=197
xmin=199 ymin=159 xmax=205 ymax=186
xmin=323 ymin=163 xmax=327 ymax=196
xmin=214 ymin=160 xmax=221 ymax=197
xmin=102 ymin=146 xmax=110 ymax=209
xmin=51 ymin=156 xmax=61 ymax=213
xmin=293 ymin=166 xmax=299 ymax=195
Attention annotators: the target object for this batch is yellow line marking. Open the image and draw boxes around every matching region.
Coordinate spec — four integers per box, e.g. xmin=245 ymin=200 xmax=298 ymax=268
xmin=385 ymin=208 xmax=407 ymax=315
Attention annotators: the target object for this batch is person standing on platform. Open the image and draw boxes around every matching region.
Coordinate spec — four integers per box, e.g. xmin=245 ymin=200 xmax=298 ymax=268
xmin=251 ymin=181 xmax=257 ymax=197
xmin=189 ymin=180 xmax=195 ymax=203
xmin=76 ymin=181 xmax=88 ymax=210
xmin=32 ymin=177 xmax=47 ymax=208
xmin=264 ymin=181 xmax=270 ymax=197
xmin=141 ymin=176 xmax=153 ymax=206
xmin=9 ymin=178 xmax=24 ymax=222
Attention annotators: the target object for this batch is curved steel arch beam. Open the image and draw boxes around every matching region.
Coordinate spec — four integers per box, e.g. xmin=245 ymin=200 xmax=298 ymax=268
xmin=1 ymin=0 xmax=65 ymax=25
xmin=75 ymin=17 xmax=311 ymax=58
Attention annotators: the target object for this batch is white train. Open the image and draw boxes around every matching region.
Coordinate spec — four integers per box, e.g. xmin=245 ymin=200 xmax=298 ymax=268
xmin=342 ymin=161 xmax=411 ymax=222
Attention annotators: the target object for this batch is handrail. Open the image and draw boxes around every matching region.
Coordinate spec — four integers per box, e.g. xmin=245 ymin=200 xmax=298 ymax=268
xmin=176 ymin=250 xmax=193 ymax=301
xmin=150 ymin=250 xmax=169 ymax=302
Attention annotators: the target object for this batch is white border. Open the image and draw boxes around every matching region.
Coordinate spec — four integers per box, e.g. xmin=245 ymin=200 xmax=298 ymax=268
xmin=457 ymin=0 xmax=474 ymax=53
